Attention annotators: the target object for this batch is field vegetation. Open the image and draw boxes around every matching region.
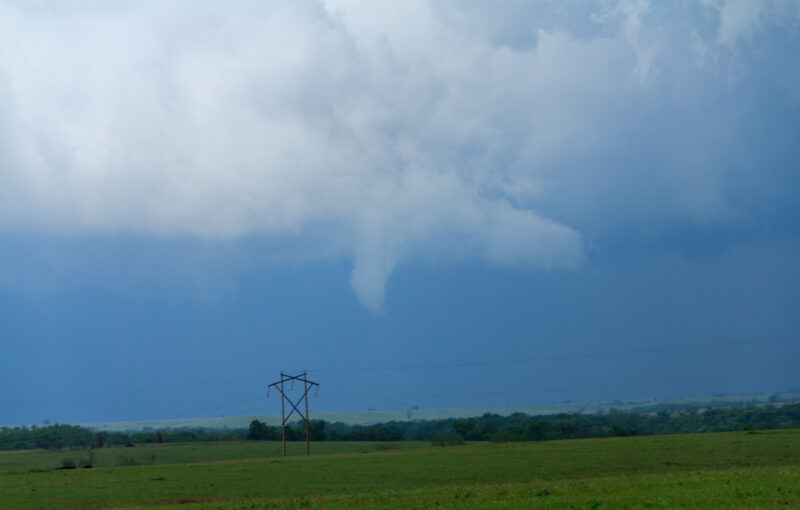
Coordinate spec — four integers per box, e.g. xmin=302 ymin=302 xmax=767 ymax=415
xmin=0 ymin=440 xmax=424 ymax=473
xmin=2 ymin=404 xmax=799 ymax=508
xmin=0 ymin=429 xmax=798 ymax=509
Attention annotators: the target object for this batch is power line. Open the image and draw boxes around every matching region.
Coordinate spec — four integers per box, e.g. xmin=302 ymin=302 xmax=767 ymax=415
xmin=315 ymin=360 xmax=800 ymax=400
xmin=314 ymin=358 xmax=800 ymax=397
xmin=309 ymin=336 xmax=794 ymax=374
xmin=144 ymin=358 xmax=800 ymax=420
xmin=1 ymin=335 xmax=795 ymax=412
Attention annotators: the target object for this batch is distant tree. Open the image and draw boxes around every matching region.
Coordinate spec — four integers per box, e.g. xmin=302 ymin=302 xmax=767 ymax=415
xmin=452 ymin=419 xmax=477 ymax=438
xmin=308 ymin=420 xmax=326 ymax=441
xmin=246 ymin=420 xmax=278 ymax=440
xmin=95 ymin=432 xmax=106 ymax=448
xmin=156 ymin=430 xmax=164 ymax=444
xmin=480 ymin=416 xmax=500 ymax=436
xmin=525 ymin=421 xmax=549 ymax=441
xmin=610 ymin=425 xmax=637 ymax=437
xmin=284 ymin=424 xmax=303 ymax=441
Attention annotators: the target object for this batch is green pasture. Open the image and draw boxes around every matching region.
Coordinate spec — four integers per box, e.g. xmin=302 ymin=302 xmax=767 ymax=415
xmin=0 ymin=440 xmax=423 ymax=472
xmin=1 ymin=429 xmax=799 ymax=509
xmin=133 ymin=465 xmax=800 ymax=509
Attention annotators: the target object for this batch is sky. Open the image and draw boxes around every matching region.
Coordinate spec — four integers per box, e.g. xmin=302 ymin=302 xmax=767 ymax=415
xmin=1 ymin=0 xmax=799 ymax=426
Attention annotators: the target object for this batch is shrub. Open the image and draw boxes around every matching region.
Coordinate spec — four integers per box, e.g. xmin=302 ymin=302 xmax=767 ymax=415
xmin=78 ymin=452 xmax=95 ymax=468
xmin=116 ymin=456 xmax=136 ymax=467
xmin=60 ymin=458 xmax=76 ymax=469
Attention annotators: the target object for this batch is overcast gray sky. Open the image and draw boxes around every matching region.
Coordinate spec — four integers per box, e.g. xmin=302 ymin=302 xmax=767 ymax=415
xmin=1 ymin=0 xmax=798 ymax=425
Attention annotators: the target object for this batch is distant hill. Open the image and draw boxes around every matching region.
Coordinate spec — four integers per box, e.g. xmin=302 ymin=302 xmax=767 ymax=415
xmin=83 ymin=390 xmax=800 ymax=432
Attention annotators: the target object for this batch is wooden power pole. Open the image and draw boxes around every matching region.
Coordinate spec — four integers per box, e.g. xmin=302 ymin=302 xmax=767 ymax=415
xmin=267 ymin=372 xmax=319 ymax=457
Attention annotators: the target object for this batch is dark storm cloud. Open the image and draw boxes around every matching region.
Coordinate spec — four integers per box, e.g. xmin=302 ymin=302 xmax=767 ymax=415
xmin=0 ymin=0 xmax=797 ymax=310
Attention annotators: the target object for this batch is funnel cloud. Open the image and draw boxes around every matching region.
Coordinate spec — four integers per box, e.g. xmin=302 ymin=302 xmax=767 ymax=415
xmin=0 ymin=0 xmax=798 ymax=312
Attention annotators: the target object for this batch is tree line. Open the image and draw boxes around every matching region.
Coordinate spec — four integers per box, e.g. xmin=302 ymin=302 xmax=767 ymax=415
xmin=0 ymin=424 xmax=243 ymax=451
xmin=248 ymin=402 xmax=800 ymax=443
xmin=2 ymin=402 xmax=799 ymax=451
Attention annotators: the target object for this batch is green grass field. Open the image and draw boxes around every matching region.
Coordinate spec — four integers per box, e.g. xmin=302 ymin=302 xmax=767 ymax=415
xmin=1 ymin=430 xmax=799 ymax=509
xmin=0 ymin=440 xmax=425 ymax=473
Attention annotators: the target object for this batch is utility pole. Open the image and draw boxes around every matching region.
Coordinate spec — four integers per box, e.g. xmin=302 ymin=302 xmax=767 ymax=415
xmin=267 ymin=372 xmax=319 ymax=457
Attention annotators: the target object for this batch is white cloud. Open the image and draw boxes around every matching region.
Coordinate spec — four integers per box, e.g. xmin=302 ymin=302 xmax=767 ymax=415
xmin=700 ymin=0 xmax=800 ymax=48
xmin=593 ymin=0 xmax=660 ymax=84
xmin=714 ymin=0 xmax=766 ymax=47
xmin=0 ymin=0 xmax=795 ymax=310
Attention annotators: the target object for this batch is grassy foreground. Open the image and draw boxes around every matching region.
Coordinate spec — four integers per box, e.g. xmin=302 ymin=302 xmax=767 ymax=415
xmin=1 ymin=430 xmax=799 ymax=509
